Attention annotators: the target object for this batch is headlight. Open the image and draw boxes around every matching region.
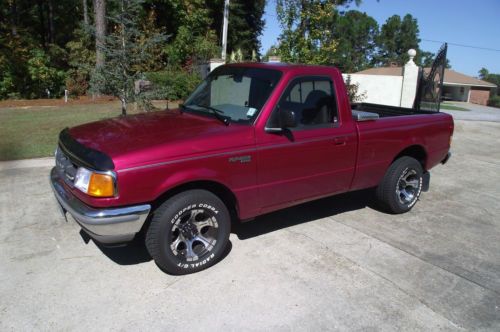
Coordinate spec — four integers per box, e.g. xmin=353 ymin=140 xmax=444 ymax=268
xmin=74 ymin=167 xmax=115 ymax=197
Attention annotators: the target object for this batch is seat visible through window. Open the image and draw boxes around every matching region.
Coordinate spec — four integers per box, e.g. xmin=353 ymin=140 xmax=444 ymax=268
xmin=268 ymin=78 xmax=337 ymax=129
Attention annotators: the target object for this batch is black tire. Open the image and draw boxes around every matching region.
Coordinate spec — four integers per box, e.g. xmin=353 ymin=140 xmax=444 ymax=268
xmin=145 ymin=189 xmax=230 ymax=274
xmin=376 ymin=156 xmax=424 ymax=214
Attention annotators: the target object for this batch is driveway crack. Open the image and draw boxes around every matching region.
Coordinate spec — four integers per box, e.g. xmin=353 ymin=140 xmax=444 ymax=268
xmin=334 ymin=217 xmax=500 ymax=296
xmin=286 ymin=225 xmax=465 ymax=330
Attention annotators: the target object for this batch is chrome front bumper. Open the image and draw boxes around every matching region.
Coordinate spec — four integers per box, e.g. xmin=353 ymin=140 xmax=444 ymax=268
xmin=50 ymin=167 xmax=151 ymax=244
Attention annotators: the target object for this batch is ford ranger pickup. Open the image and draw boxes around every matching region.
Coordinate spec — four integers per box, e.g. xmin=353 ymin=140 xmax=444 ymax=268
xmin=50 ymin=62 xmax=453 ymax=274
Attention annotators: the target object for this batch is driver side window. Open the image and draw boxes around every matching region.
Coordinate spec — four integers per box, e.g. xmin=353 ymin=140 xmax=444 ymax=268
xmin=268 ymin=77 xmax=338 ymax=129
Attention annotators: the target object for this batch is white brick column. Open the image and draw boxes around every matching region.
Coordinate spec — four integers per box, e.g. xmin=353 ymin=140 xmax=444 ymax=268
xmin=400 ymin=49 xmax=419 ymax=108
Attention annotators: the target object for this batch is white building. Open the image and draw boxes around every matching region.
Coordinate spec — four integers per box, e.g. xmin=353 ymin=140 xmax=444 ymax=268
xmin=355 ymin=67 xmax=497 ymax=106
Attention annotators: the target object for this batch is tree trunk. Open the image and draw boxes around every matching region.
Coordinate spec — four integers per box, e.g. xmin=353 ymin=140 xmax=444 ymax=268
xmin=10 ymin=0 xmax=18 ymax=36
xmin=83 ymin=0 xmax=89 ymax=25
xmin=94 ymin=0 xmax=106 ymax=69
xmin=37 ymin=0 xmax=46 ymax=48
xmin=120 ymin=0 xmax=127 ymax=116
xmin=299 ymin=0 xmax=307 ymax=35
xmin=120 ymin=97 xmax=127 ymax=116
xmin=47 ymin=0 xmax=55 ymax=44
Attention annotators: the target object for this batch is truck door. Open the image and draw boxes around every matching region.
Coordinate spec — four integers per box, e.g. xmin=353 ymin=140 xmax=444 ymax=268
xmin=256 ymin=76 xmax=357 ymax=212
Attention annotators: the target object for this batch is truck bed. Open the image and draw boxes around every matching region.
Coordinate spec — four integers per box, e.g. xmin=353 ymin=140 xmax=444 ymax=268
xmin=348 ymin=102 xmax=453 ymax=192
xmin=351 ymin=102 xmax=437 ymax=118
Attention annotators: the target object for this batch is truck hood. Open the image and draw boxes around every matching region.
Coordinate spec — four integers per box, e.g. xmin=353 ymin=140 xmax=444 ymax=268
xmin=68 ymin=110 xmax=255 ymax=170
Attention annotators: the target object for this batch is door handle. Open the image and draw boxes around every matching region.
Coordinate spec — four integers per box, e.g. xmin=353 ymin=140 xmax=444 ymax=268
xmin=334 ymin=137 xmax=347 ymax=146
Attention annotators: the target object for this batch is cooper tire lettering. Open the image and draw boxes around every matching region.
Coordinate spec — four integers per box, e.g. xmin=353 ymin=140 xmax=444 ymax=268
xmin=146 ymin=190 xmax=230 ymax=275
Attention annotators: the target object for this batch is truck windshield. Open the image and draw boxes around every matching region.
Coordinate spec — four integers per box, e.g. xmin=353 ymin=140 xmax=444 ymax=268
xmin=183 ymin=66 xmax=282 ymax=125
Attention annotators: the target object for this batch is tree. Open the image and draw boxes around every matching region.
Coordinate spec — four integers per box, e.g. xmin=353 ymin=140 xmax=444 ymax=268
xmin=478 ymin=67 xmax=500 ymax=96
xmin=418 ymin=50 xmax=451 ymax=69
xmin=149 ymin=0 xmax=265 ymax=61
xmin=0 ymin=30 xmax=32 ymax=99
xmin=27 ymin=48 xmax=66 ymax=97
xmin=275 ymin=0 xmax=361 ymax=65
xmin=82 ymin=0 xmax=90 ymax=25
xmin=65 ymin=28 xmax=95 ymax=96
xmin=136 ymin=9 xmax=168 ymax=72
xmin=373 ymin=13 xmax=442 ymax=68
xmin=223 ymin=0 xmax=266 ymax=59
xmin=94 ymin=0 xmax=106 ymax=69
xmin=478 ymin=67 xmax=489 ymax=80
xmin=419 ymin=50 xmax=435 ymax=67
xmin=345 ymin=75 xmax=366 ymax=103
xmin=0 ymin=0 xmax=272 ymax=100
xmin=47 ymin=0 xmax=55 ymax=44
xmin=164 ymin=0 xmax=219 ymax=66
xmin=1 ymin=0 xmax=73 ymax=99
xmin=276 ymin=0 xmax=336 ymax=64
xmin=374 ymin=14 xmax=420 ymax=66
xmin=262 ymin=44 xmax=280 ymax=62
xmin=330 ymin=10 xmax=378 ymax=72
xmin=478 ymin=68 xmax=500 ymax=107
xmin=90 ymin=0 xmax=166 ymax=115
xmin=8 ymin=0 xmax=18 ymax=36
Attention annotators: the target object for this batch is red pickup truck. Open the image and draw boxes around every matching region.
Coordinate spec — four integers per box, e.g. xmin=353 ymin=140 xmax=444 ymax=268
xmin=50 ymin=63 xmax=453 ymax=274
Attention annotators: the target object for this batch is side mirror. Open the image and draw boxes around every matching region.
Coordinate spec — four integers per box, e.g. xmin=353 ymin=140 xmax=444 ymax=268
xmin=265 ymin=108 xmax=297 ymax=133
xmin=280 ymin=109 xmax=297 ymax=128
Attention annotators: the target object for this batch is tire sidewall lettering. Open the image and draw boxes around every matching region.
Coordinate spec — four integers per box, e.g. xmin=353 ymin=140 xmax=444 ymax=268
xmin=170 ymin=203 xmax=219 ymax=224
xmin=168 ymin=202 xmax=221 ymax=270
xmin=177 ymin=253 xmax=215 ymax=269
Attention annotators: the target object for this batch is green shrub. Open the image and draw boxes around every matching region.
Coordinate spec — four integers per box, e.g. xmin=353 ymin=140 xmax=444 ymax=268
xmin=487 ymin=95 xmax=500 ymax=108
xmin=65 ymin=69 xmax=89 ymax=97
xmin=27 ymin=48 xmax=67 ymax=98
xmin=146 ymin=69 xmax=202 ymax=100
xmin=65 ymin=29 xmax=95 ymax=97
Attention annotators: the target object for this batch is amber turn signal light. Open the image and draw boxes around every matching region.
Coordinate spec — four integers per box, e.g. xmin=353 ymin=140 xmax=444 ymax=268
xmin=88 ymin=173 xmax=115 ymax=197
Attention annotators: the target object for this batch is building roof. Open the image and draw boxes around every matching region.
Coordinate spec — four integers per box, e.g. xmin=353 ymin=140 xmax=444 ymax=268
xmin=356 ymin=67 xmax=497 ymax=88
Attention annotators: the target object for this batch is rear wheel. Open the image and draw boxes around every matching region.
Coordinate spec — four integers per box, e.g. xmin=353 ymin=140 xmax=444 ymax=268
xmin=146 ymin=190 xmax=230 ymax=274
xmin=376 ymin=156 xmax=423 ymax=214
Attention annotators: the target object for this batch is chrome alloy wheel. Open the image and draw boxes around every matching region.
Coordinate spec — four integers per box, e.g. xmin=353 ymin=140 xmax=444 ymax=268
xmin=396 ymin=169 xmax=420 ymax=205
xmin=169 ymin=208 xmax=219 ymax=262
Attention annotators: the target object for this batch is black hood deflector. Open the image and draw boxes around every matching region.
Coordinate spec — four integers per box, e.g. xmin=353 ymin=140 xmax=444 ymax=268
xmin=58 ymin=128 xmax=115 ymax=171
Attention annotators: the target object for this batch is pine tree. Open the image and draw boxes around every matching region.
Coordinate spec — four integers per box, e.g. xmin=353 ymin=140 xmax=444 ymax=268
xmin=226 ymin=0 xmax=265 ymax=59
xmin=90 ymin=0 xmax=166 ymax=115
xmin=330 ymin=10 xmax=378 ymax=72
xmin=373 ymin=14 xmax=421 ymax=66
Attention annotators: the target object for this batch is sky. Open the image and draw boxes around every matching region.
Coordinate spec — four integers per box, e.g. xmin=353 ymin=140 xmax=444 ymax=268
xmin=260 ymin=0 xmax=500 ymax=77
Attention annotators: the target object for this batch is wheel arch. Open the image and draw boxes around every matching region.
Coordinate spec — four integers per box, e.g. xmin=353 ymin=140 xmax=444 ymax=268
xmin=392 ymin=145 xmax=428 ymax=170
xmin=151 ymin=180 xmax=240 ymax=222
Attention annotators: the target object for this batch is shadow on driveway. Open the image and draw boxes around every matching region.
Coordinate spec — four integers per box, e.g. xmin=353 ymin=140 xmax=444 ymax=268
xmin=87 ymin=189 xmax=376 ymax=266
xmin=232 ymin=189 xmax=376 ymax=240
xmin=79 ymin=229 xmax=153 ymax=265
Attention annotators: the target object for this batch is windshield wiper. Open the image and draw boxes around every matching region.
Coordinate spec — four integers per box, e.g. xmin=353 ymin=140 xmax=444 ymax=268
xmin=194 ymin=104 xmax=230 ymax=126
xmin=179 ymin=103 xmax=192 ymax=114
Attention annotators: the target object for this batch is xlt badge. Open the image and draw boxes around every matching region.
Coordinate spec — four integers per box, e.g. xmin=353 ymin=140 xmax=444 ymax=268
xmin=228 ymin=155 xmax=251 ymax=163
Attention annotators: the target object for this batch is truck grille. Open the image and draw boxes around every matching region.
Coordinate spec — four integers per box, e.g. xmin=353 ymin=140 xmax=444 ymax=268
xmin=55 ymin=147 xmax=77 ymax=186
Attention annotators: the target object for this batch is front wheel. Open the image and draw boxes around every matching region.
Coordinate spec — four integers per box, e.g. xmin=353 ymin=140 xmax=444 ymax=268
xmin=146 ymin=190 xmax=230 ymax=274
xmin=376 ymin=156 xmax=423 ymax=214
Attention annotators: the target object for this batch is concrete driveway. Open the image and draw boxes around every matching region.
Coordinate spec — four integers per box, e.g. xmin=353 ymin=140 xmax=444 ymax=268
xmin=1 ymin=120 xmax=499 ymax=331
xmin=443 ymin=102 xmax=500 ymax=122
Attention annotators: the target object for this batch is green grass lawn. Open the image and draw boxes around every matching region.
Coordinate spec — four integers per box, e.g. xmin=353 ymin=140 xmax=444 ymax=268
xmin=0 ymin=101 xmax=175 ymax=161
xmin=0 ymin=99 xmax=470 ymax=162
xmin=440 ymin=103 xmax=470 ymax=111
